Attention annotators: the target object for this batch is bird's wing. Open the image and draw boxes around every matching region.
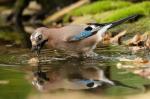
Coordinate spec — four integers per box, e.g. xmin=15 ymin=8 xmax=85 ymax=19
xmin=68 ymin=25 xmax=100 ymax=42
xmin=67 ymin=15 xmax=138 ymax=42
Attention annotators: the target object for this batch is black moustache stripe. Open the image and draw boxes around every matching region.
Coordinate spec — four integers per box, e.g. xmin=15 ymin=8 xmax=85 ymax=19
xmin=37 ymin=39 xmax=48 ymax=48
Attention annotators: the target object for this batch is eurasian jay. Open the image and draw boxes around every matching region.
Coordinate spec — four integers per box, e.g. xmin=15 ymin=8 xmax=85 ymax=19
xmin=30 ymin=15 xmax=137 ymax=57
xmin=32 ymin=65 xmax=137 ymax=91
xmin=32 ymin=66 xmax=114 ymax=91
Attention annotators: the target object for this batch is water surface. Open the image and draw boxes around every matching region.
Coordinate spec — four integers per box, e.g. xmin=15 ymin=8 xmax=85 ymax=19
xmin=0 ymin=45 xmax=150 ymax=99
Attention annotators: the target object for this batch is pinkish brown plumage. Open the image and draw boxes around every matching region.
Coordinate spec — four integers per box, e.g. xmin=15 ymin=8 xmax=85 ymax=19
xmin=30 ymin=15 xmax=138 ymax=57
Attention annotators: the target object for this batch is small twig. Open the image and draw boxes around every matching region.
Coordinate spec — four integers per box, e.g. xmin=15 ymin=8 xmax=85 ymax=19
xmin=43 ymin=0 xmax=90 ymax=24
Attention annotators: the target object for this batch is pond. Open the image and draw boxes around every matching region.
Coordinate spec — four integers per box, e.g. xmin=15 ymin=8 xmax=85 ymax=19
xmin=0 ymin=44 xmax=150 ymax=99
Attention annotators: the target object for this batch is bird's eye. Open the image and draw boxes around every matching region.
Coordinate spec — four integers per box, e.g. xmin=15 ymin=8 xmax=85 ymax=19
xmin=37 ymin=35 xmax=42 ymax=41
xmin=85 ymin=26 xmax=92 ymax=31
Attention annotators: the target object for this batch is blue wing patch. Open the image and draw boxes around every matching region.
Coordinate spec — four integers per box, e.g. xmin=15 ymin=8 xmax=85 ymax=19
xmin=77 ymin=79 xmax=94 ymax=85
xmin=68 ymin=30 xmax=93 ymax=42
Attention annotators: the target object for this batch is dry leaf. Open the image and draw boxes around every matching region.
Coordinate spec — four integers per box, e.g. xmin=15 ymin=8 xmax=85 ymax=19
xmin=133 ymin=68 xmax=150 ymax=79
xmin=129 ymin=46 xmax=144 ymax=53
xmin=127 ymin=32 xmax=150 ymax=50
xmin=28 ymin=57 xmax=39 ymax=66
xmin=119 ymin=57 xmax=149 ymax=64
xmin=127 ymin=34 xmax=143 ymax=46
xmin=102 ymin=30 xmax=126 ymax=45
xmin=111 ymin=30 xmax=127 ymax=44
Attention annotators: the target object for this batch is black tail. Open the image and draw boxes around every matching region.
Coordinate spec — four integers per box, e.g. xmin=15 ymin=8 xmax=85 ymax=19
xmin=88 ymin=14 xmax=138 ymax=29
xmin=113 ymin=80 xmax=138 ymax=89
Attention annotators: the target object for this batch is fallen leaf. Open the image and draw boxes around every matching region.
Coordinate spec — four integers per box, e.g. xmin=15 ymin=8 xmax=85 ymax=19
xmin=111 ymin=30 xmax=127 ymax=45
xmin=28 ymin=57 xmax=39 ymax=66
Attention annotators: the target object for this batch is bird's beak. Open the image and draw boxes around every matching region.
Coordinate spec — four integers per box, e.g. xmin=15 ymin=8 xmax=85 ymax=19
xmin=31 ymin=39 xmax=48 ymax=55
xmin=31 ymin=45 xmax=41 ymax=55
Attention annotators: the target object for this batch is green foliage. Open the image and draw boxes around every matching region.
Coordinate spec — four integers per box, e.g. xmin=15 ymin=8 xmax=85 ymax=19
xmin=0 ymin=67 xmax=31 ymax=99
xmin=110 ymin=17 xmax=150 ymax=34
xmin=95 ymin=1 xmax=150 ymax=22
xmin=104 ymin=66 xmax=150 ymax=95
xmin=70 ymin=1 xmax=132 ymax=16
xmin=0 ymin=27 xmax=21 ymax=44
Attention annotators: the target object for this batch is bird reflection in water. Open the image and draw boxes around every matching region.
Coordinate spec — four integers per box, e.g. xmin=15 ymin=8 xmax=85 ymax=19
xmin=30 ymin=63 xmax=114 ymax=92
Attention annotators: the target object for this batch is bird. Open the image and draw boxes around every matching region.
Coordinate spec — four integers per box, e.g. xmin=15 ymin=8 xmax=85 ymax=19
xmin=31 ymin=65 xmax=114 ymax=91
xmin=31 ymin=64 xmax=137 ymax=92
xmin=30 ymin=15 xmax=138 ymax=57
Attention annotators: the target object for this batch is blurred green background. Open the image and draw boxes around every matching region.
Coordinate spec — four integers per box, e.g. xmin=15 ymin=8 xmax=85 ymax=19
xmin=0 ymin=0 xmax=149 ymax=47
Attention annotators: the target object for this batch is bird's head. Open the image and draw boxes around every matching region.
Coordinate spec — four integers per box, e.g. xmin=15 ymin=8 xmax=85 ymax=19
xmin=30 ymin=27 xmax=48 ymax=55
